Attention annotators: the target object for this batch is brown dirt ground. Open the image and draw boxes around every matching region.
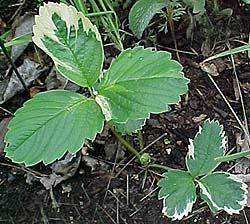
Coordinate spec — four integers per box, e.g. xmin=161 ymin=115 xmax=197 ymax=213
xmin=1 ymin=0 xmax=250 ymax=223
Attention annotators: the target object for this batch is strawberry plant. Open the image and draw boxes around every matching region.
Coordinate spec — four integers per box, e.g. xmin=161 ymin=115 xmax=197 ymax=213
xmin=4 ymin=2 xmax=189 ymax=166
xmin=3 ymin=3 xmax=249 ymax=221
xmin=158 ymin=119 xmax=248 ymax=220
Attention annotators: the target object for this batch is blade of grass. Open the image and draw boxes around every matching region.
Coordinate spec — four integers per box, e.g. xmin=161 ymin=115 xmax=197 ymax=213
xmin=215 ymin=150 xmax=250 ymax=163
xmin=89 ymin=0 xmax=123 ymax=50
xmin=4 ymin=32 xmax=32 ymax=48
xmin=203 ymin=44 xmax=250 ymax=62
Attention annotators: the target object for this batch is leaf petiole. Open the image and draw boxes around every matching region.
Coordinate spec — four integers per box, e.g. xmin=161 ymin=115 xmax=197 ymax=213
xmin=148 ymin=163 xmax=172 ymax=171
xmin=108 ymin=122 xmax=141 ymax=161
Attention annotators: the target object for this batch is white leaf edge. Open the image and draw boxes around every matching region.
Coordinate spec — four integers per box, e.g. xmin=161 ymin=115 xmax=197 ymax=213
xmin=198 ymin=172 xmax=248 ymax=215
xmin=161 ymin=197 xmax=196 ymax=221
xmin=186 ymin=119 xmax=227 ymax=168
xmin=33 ymin=2 xmax=103 ymax=68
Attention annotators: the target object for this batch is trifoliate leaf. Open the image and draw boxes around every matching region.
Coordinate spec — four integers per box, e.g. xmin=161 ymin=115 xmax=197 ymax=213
xmin=111 ymin=118 xmax=146 ymax=135
xmin=129 ymin=0 xmax=167 ymax=38
xmin=96 ymin=47 xmax=189 ymax=123
xmin=186 ymin=119 xmax=227 ymax=177
xmin=33 ymin=2 xmax=104 ymax=87
xmin=198 ymin=172 xmax=248 ymax=214
xmin=158 ymin=170 xmax=197 ymax=220
xmin=4 ymin=90 xmax=104 ymax=166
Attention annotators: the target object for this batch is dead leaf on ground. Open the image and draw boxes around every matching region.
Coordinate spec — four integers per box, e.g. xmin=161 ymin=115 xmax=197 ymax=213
xmin=236 ymin=133 xmax=250 ymax=159
xmin=82 ymin=146 xmax=109 ymax=172
xmin=237 ymin=174 xmax=250 ymax=207
xmin=39 ymin=153 xmax=81 ymax=190
xmin=192 ymin=114 xmax=207 ymax=123
xmin=0 ymin=117 xmax=11 ymax=153
xmin=11 ymin=14 xmax=34 ymax=62
xmin=0 ymin=59 xmax=47 ymax=104
xmin=45 ymin=66 xmax=80 ymax=91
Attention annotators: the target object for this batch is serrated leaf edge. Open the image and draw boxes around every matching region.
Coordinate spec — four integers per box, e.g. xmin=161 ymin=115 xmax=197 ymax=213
xmin=33 ymin=2 xmax=103 ymax=72
xmin=198 ymin=172 xmax=248 ymax=215
xmin=114 ymin=118 xmax=146 ymax=135
xmin=5 ymin=91 xmax=105 ymax=166
xmin=162 ymin=197 xmax=196 ymax=221
xmin=186 ymin=119 xmax=227 ymax=173
xmin=97 ymin=47 xmax=189 ymax=123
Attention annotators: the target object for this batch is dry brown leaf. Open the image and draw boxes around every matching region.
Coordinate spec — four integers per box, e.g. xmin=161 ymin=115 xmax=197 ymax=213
xmin=39 ymin=153 xmax=81 ymax=190
xmin=192 ymin=114 xmax=207 ymax=123
xmin=237 ymin=174 xmax=250 ymax=207
xmin=0 ymin=117 xmax=12 ymax=153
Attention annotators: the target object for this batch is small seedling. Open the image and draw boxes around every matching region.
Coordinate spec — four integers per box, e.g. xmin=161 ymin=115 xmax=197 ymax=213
xmin=4 ymin=2 xmax=188 ymax=166
xmin=158 ymin=119 xmax=248 ymax=220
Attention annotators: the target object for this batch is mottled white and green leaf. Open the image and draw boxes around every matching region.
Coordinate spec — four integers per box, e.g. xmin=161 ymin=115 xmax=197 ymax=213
xmin=4 ymin=90 xmax=104 ymax=166
xmin=33 ymin=2 xmax=104 ymax=87
xmin=158 ymin=170 xmax=197 ymax=220
xmin=96 ymin=47 xmax=189 ymax=123
xmin=198 ymin=172 xmax=247 ymax=214
xmin=186 ymin=120 xmax=227 ymax=177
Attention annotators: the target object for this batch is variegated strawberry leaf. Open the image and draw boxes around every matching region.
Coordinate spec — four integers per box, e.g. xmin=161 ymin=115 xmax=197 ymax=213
xmin=4 ymin=90 xmax=104 ymax=166
xmin=33 ymin=2 xmax=104 ymax=87
xmin=158 ymin=170 xmax=197 ymax=220
xmin=198 ymin=172 xmax=247 ymax=214
xmin=186 ymin=119 xmax=227 ymax=178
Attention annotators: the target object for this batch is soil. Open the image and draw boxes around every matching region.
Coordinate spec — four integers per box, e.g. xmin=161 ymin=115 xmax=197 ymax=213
xmin=1 ymin=0 xmax=250 ymax=223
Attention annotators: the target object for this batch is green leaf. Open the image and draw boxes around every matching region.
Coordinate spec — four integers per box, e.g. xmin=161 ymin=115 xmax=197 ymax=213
xmin=158 ymin=170 xmax=197 ymax=220
xmin=111 ymin=118 xmax=146 ymax=135
xmin=4 ymin=90 xmax=104 ymax=166
xmin=33 ymin=2 xmax=104 ymax=87
xmin=186 ymin=119 xmax=227 ymax=177
xmin=129 ymin=0 xmax=167 ymax=38
xmin=96 ymin=47 xmax=189 ymax=123
xmin=183 ymin=0 xmax=206 ymax=13
xmin=198 ymin=172 xmax=247 ymax=214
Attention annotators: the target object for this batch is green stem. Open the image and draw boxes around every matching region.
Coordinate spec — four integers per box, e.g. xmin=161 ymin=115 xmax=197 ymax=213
xmin=148 ymin=163 xmax=172 ymax=171
xmin=88 ymin=87 xmax=95 ymax=98
xmin=108 ymin=123 xmax=141 ymax=161
xmin=137 ymin=130 xmax=144 ymax=150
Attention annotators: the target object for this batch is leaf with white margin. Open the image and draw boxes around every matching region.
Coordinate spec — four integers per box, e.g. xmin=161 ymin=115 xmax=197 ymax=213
xmin=111 ymin=118 xmax=146 ymax=135
xmin=198 ymin=172 xmax=248 ymax=214
xmin=158 ymin=170 xmax=197 ymax=220
xmin=129 ymin=0 xmax=167 ymax=38
xmin=4 ymin=90 xmax=104 ymax=166
xmin=96 ymin=47 xmax=189 ymax=123
xmin=33 ymin=2 xmax=104 ymax=87
xmin=186 ymin=119 xmax=227 ymax=178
